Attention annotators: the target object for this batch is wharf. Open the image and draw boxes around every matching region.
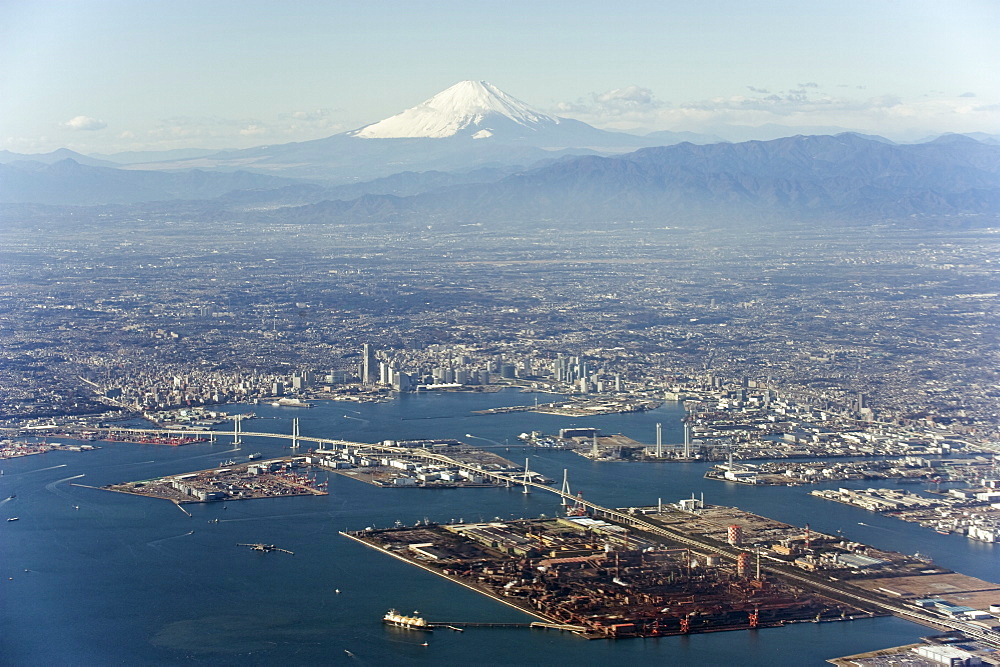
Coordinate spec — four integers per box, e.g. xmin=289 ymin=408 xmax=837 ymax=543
xmin=429 ymin=622 xmax=531 ymax=628
xmin=426 ymin=621 xmax=587 ymax=632
xmin=101 ymin=456 xmax=328 ymax=504
xmin=472 ymin=398 xmax=659 ymax=417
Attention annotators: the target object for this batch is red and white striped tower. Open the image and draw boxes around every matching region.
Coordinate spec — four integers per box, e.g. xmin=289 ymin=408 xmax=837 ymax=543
xmin=737 ymin=552 xmax=751 ymax=578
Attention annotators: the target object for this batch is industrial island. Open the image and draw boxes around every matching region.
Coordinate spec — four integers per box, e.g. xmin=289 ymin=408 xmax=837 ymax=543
xmin=97 ymin=438 xmax=538 ymax=504
xmin=343 ymin=497 xmax=1000 ymax=648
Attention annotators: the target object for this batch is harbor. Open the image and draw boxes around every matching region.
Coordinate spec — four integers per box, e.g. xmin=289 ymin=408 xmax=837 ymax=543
xmin=4 ymin=392 xmax=998 ymax=664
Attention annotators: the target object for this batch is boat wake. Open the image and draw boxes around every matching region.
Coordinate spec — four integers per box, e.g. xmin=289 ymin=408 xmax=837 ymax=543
xmin=146 ymin=530 xmax=196 ymax=549
xmin=45 ymin=474 xmax=86 ymax=500
xmin=28 ymin=464 xmax=69 ymax=474
xmin=215 ymin=509 xmax=331 ymax=523
xmin=181 ymin=447 xmax=242 ymax=463
xmin=342 ymin=415 xmax=369 ymax=424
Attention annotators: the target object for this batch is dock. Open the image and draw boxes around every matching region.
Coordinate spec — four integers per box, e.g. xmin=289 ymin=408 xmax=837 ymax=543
xmin=424 ymin=621 xmax=587 ymax=633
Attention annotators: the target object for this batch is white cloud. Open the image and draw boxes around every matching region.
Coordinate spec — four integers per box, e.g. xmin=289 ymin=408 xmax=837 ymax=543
xmin=555 ymin=85 xmax=664 ymax=117
xmin=552 ymin=85 xmax=1000 ymax=139
xmin=62 ymin=115 xmax=107 ymax=131
xmin=239 ymin=123 xmax=267 ymax=136
xmin=280 ymin=108 xmax=346 ymax=135
xmin=97 ymin=110 xmax=350 ymax=152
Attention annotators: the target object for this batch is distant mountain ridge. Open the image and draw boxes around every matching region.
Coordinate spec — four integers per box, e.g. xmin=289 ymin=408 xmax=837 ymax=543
xmin=261 ymin=134 xmax=1000 ymax=227
xmin=0 ymin=148 xmax=118 ymax=168
xmin=3 ymin=134 xmax=998 ymax=221
xmin=0 ymin=158 xmax=298 ymax=205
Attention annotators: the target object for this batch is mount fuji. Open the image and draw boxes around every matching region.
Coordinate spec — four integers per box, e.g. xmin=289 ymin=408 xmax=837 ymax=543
xmin=348 ymin=80 xmax=619 ymax=145
xmin=126 ymin=81 xmax=665 ymax=182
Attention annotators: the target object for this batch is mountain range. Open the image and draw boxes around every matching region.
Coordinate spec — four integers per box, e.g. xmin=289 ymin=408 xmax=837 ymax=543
xmin=1 ymin=81 xmax=998 ymax=226
xmin=253 ymin=133 xmax=1000 ymax=228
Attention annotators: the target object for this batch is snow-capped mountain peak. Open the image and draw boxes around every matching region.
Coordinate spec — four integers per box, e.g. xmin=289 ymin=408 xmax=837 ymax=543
xmin=351 ymin=80 xmax=560 ymax=139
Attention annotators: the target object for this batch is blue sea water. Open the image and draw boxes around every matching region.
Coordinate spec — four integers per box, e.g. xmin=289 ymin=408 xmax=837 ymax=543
xmin=2 ymin=389 xmax=994 ymax=665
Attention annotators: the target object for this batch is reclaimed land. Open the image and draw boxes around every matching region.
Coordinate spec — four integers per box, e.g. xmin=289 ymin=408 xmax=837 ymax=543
xmin=100 ymin=457 xmax=327 ymax=504
xmin=343 ymin=516 xmax=870 ymax=639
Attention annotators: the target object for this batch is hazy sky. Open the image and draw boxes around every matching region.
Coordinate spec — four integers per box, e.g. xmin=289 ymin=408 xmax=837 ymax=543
xmin=2 ymin=0 xmax=998 ymax=153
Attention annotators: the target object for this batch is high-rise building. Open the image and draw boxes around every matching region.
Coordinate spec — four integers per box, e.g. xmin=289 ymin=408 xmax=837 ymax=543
xmin=392 ymin=371 xmax=412 ymax=392
xmin=362 ymin=344 xmax=378 ymax=385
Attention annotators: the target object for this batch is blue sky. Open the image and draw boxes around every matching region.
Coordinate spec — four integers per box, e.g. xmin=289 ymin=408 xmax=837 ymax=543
xmin=2 ymin=0 xmax=998 ymax=153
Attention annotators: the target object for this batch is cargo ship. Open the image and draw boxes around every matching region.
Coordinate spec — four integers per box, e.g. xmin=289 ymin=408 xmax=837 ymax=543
xmin=383 ymin=609 xmax=432 ymax=631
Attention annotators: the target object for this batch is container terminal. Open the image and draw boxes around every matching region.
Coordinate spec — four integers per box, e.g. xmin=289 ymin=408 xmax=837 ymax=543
xmin=98 ymin=456 xmax=328 ymax=504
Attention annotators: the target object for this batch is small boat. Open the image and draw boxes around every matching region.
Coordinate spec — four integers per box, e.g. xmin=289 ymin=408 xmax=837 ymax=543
xmin=7 ymin=517 xmax=18 ymax=522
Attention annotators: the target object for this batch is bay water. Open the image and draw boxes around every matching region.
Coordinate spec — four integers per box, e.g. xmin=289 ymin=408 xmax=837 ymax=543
xmin=3 ymin=389 xmax=994 ymax=665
